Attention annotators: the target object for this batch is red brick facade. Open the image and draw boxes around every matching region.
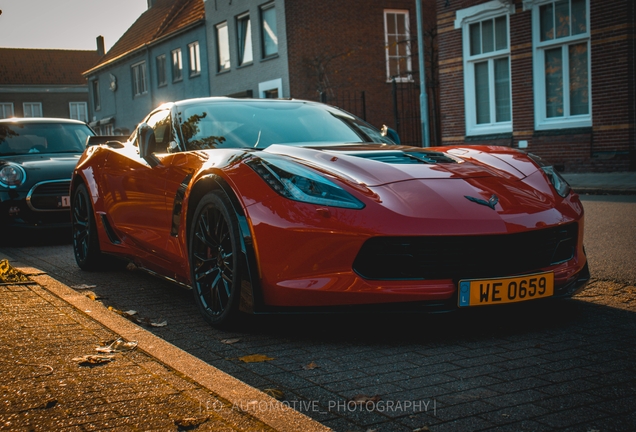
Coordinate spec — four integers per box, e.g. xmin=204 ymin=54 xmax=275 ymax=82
xmin=284 ymin=0 xmax=436 ymax=138
xmin=437 ymin=0 xmax=635 ymax=172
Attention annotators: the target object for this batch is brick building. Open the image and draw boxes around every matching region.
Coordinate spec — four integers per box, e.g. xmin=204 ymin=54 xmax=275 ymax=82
xmin=0 ymin=48 xmax=99 ymax=121
xmin=437 ymin=0 xmax=635 ymax=172
xmin=205 ymin=0 xmax=438 ymax=146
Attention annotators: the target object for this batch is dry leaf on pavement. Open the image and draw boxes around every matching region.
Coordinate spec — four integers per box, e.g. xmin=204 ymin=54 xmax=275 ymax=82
xmin=238 ymin=354 xmax=274 ymax=363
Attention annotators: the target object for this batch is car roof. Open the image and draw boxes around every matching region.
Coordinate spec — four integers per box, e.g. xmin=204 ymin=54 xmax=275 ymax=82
xmin=0 ymin=117 xmax=89 ymax=125
xmin=161 ymin=97 xmax=320 ymax=111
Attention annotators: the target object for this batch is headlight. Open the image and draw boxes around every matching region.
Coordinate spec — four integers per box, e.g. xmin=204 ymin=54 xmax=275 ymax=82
xmin=528 ymin=153 xmax=570 ymax=198
xmin=0 ymin=163 xmax=27 ymax=188
xmin=246 ymin=156 xmax=365 ymax=209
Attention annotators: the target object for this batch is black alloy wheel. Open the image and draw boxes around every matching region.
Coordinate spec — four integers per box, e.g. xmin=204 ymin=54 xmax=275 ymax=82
xmin=72 ymin=183 xmax=102 ymax=270
xmin=189 ymin=192 xmax=242 ymax=327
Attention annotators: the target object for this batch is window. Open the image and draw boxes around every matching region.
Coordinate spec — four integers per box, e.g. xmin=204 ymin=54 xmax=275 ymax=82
xmin=103 ymin=124 xmax=114 ymax=135
xmin=259 ymin=78 xmax=283 ymax=99
xmin=172 ymin=49 xmax=183 ymax=82
xmin=132 ymin=61 xmax=148 ymax=97
xmin=384 ymin=10 xmax=412 ymax=82
xmin=0 ymin=103 xmax=14 ymax=119
xmin=69 ymin=102 xmax=88 ymax=122
xmin=261 ymin=3 xmax=278 ymax=58
xmin=156 ymin=54 xmax=167 ymax=86
xmin=236 ymin=13 xmax=253 ymax=66
xmin=188 ymin=42 xmax=201 ymax=76
xmin=531 ymin=0 xmax=590 ymax=129
xmin=92 ymin=80 xmax=100 ymax=111
xmin=23 ymin=102 xmax=42 ymax=117
xmin=216 ymin=22 xmax=231 ymax=72
xmin=463 ymin=13 xmax=512 ymax=135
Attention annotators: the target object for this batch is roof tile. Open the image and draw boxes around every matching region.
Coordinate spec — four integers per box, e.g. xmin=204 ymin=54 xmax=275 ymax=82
xmin=0 ymin=48 xmax=100 ymax=85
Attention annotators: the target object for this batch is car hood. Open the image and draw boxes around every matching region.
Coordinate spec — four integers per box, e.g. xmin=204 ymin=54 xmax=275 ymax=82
xmin=1 ymin=153 xmax=82 ymax=182
xmin=263 ymin=143 xmax=536 ymax=187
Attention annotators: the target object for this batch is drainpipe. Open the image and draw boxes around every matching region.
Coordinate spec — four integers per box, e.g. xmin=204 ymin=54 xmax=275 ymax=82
xmin=416 ymin=0 xmax=431 ymax=147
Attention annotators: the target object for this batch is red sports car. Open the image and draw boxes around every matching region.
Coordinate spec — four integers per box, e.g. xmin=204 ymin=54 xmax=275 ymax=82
xmin=71 ymin=97 xmax=589 ymax=326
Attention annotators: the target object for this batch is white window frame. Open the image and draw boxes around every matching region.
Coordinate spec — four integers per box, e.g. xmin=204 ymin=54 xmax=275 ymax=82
xmin=131 ymin=61 xmax=148 ymax=97
xmin=156 ymin=54 xmax=167 ymax=86
xmin=69 ymin=102 xmax=88 ymax=122
xmin=216 ymin=22 xmax=231 ymax=72
xmin=0 ymin=103 xmax=14 ymax=119
xmin=528 ymin=0 xmax=591 ymax=130
xmin=172 ymin=48 xmax=183 ymax=82
xmin=188 ymin=42 xmax=201 ymax=76
xmin=383 ymin=10 xmax=413 ymax=82
xmin=458 ymin=1 xmax=514 ymax=135
xmin=23 ymin=102 xmax=42 ymax=117
xmin=258 ymin=78 xmax=283 ymax=99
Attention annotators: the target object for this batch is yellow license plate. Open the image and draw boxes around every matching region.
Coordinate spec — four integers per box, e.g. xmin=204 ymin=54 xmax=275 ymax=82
xmin=458 ymin=272 xmax=554 ymax=307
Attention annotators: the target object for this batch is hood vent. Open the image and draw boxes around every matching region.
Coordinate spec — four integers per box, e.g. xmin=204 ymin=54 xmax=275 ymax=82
xmin=348 ymin=151 xmax=458 ymax=165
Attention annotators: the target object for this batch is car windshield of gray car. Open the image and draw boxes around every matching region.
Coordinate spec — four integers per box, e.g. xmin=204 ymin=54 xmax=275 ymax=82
xmin=0 ymin=123 xmax=92 ymax=156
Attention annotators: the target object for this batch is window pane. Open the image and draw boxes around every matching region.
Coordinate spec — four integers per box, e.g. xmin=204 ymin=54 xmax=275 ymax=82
xmin=172 ymin=49 xmax=183 ymax=81
xmin=495 ymin=16 xmax=507 ymax=51
xmin=237 ymin=16 xmax=253 ymax=65
xmin=217 ymin=23 xmax=230 ymax=71
xmin=569 ymin=42 xmax=589 ymax=115
xmin=475 ymin=61 xmax=490 ymax=124
xmin=540 ymin=3 xmax=554 ymax=41
xmin=386 ymin=13 xmax=396 ymax=34
xmin=396 ymin=13 xmax=406 ymax=35
xmin=554 ymin=0 xmax=570 ymax=39
xmin=262 ymin=6 xmax=278 ymax=57
xmin=470 ymin=23 xmax=481 ymax=56
xmin=482 ymin=19 xmax=494 ymax=53
xmin=545 ymin=47 xmax=563 ymax=118
xmin=156 ymin=55 xmax=166 ymax=85
xmin=494 ymin=58 xmax=511 ymax=122
xmin=571 ymin=0 xmax=587 ymax=35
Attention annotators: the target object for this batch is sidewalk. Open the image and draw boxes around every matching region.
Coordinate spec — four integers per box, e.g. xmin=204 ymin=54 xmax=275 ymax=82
xmin=0 ymin=259 xmax=330 ymax=432
xmin=562 ymin=171 xmax=636 ymax=195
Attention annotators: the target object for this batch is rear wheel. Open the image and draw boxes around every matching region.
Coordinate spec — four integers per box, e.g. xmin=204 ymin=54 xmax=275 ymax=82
xmin=72 ymin=183 xmax=102 ymax=270
xmin=189 ymin=192 xmax=242 ymax=327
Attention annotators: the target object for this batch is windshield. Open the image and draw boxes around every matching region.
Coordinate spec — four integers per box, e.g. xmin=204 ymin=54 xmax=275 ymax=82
xmin=0 ymin=122 xmax=93 ymax=156
xmin=178 ymin=101 xmax=395 ymax=151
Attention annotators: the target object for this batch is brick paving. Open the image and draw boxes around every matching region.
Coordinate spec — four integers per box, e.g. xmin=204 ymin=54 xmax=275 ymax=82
xmin=0 ymin=278 xmax=274 ymax=431
xmin=2 ymin=237 xmax=635 ymax=431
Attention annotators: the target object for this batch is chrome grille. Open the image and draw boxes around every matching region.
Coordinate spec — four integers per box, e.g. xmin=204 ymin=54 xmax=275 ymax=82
xmin=27 ymin=180 xmax=71 ymax=211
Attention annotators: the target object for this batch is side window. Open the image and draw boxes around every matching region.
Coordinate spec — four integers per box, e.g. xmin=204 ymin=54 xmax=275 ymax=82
xmin=146 ymin=110 xmax=173 ymax=153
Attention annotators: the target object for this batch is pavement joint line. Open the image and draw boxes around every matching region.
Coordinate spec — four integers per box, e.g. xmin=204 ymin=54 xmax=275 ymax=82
xmin=17 ymin=265 xmax=331 ymax=432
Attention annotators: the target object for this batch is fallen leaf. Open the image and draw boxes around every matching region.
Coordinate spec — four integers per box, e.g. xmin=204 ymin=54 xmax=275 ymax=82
xmin=123 ymin=310 xmax=138 ymax=316
xmin=174 ymin=416 xmax=209 ymax=429
xmin=87 ymin=293 xmax=102 ymax=301
xmin=238 ymin=354 xmax=274 ymax=363
xmin=263 ymin=388 xmax=285 ymax=400
xmin=96 ymin=337 xmax=138 ymax=353
xmin=149 ymin=320 xmax=167 ymax=327
xmin=72 ymin=355 xmax=114 ymax=365
xmin=126 ymin=262 xmax=137 ymax=271
xmin=72 ymin=284 xmax=97 ymax=290
xmin=221 ymin=338 xmax=241 ymax=344
xmin=303 ymin=361 xmax=319 ymax=370
xmin=0 ymin=259 xmax=30 ymax=283
xmin=414 ymin=427 xmax=431 ymax=432
xmin=348 ymin=394 xmax=381 ymax=405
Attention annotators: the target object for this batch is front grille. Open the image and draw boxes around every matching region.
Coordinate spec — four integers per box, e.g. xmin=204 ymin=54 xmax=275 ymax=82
xmin=27 ymin=180 xmax=71 ymax=211
xmin=353 ymin=223 xmax=578 ymax=280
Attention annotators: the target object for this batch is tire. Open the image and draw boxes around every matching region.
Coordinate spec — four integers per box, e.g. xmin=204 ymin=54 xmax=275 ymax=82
xmin=72 ymin=183 xmax=103 ymax=270
xmin=189 ymin=191 xmax=242 ymax=327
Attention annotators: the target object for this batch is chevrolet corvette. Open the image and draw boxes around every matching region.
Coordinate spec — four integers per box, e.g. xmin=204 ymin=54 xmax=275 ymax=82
xmin=70 ymin=97 xmax=589 ymax=326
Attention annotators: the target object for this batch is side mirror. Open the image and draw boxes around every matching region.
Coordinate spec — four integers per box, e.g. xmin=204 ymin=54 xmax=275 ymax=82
xmin=381 ymin=125 xmax=401 ymax=144
xmin=137 ymin=123 xmax=161 ymax=167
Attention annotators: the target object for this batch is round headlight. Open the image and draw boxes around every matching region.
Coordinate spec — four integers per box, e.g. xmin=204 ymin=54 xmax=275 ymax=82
xmin=0 ymin=163 xmax=27 ymax=188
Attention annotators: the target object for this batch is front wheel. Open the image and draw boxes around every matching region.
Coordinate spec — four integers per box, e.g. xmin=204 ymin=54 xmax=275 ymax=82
xmin=72 ymin=183 xmax=103 ymax=270
xmin=189 ymin=192 xmax=242 ymax=327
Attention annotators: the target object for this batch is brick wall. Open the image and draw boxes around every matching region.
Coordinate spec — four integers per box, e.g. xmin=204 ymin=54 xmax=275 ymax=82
xmin=437 ymin=0 xmax=635 ymax=172
xmin=284 ymin=0 xmax=435 ymax=133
